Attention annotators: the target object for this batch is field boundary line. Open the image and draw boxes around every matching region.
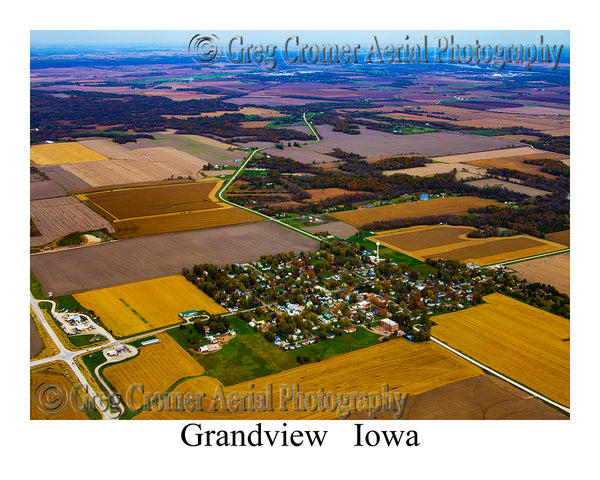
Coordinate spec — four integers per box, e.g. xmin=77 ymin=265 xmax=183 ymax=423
xmin=217 ymin=146 xmax=324 ymax=243
xmin=430 ymin=336 xmax=570 ymax=415
xmin=483 ymin=247 xmax=570 ymax=267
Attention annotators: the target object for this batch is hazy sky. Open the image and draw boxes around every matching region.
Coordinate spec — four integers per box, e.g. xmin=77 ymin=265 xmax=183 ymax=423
xmin=30 ymin=30 xmax=570 ymax=48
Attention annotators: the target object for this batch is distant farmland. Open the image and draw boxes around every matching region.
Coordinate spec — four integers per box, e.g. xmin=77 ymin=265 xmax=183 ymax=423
xmin=432 ymin=293 xmax=570 ymax=408
xmin=331 ymin=196 xmax=501 ymax=228
xmin=30 ymin=142 xmax=107 ymax=165
xmin=373 ymin=225 xmax=566 ymax=265
xmin=74 ymin=275 xmax=226 ymax=337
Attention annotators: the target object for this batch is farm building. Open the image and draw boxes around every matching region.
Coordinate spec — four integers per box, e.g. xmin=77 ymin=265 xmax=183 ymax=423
xmin=380 ymin=318 xmax=399 ymax=333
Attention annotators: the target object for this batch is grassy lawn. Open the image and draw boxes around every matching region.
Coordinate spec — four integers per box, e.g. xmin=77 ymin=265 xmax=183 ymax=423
xmin=54 ymin=294 xmax=86 ymax=312
xmin=347 ymin=235 xmax=423 ymax=267
xmin=286 ymin=327 xmax=380 ymax=362
xmin=30 ymin=271 xmax=46 ymax=299
xmin=68 ymin=334 xmax=107 ymax=348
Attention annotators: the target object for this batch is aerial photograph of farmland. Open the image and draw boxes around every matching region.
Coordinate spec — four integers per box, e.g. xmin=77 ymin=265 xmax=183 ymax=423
xmin=29 ymin=29 xmax=571 ymax=423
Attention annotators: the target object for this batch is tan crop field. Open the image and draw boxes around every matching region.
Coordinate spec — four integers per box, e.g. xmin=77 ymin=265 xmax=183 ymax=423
xmin=509 ymin=253 xmax=570 ymax=296
xmin=103 ymin=333 xmax=206 ymax=409
xmin=136 ymin=336 xmax=482 ymax=420
xmin=30 ymin=362 xmax=91 ymax=420
xmin=331 ymin=196 xmax=501 ymax=227
xmin=79 ymin=181 xmax=222 ymax=220
xmin=184 ymin=134 xmax=235 ymax=150
xmin=432 ymin=293 xmax=570 ymax=407
xmin=545 ymin=229 xmax=570 ymax=246
xmin=31 ymin=142 xmax=108 ymax=165
xmin=373 ymin=225 xmax=567 ymax=265
xmin=74 ymin=275 xmax=227 ymax=337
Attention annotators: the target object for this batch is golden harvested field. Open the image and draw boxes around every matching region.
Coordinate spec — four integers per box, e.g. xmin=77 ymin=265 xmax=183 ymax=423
xmin=74 ymin=275 xmax=227 ymax=337
xmin=112 ymin=205 xmax=264 ymax=238
xmin=104 ymin=333 xmax=206 ymax=410
xmin=79 ymin=181 xmax=222 ymax=220
xmin=432 ymin=293 xmax=570 ymax=407
xmin=31 ymin=142 xmax=108 ymax=165
xmin=509 ymin=253 xmax=570 ymax=296
xmin=137 ymin=337 xmax=482 ymax=419
xmin=545 ymin=229 xmax=570 ymax=246
xmin=331 ymin=196 xmax=501 ymax=228
xmin=374 ymin=225 xmax=567 ymax=265
xmin=30 ymin=362 xmax=91 ymax=420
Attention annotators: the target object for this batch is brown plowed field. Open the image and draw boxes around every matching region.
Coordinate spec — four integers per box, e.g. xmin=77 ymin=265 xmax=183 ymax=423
xmin=432 ymin=293 xmax=570 ymax=408
xmin=509 ymin=253 xmax=570 ymax=296
xmin=373 ymin=225 xmax=566 ymax=265
xmin=545 ymin=229 xmax=570 ymax=246
xmin=331 ymin=196 xmax=501 ymax=227
xmin=30 ymin=196 xmax=115 ymax=247
xmin=431 ymin=146 xmax=546 ymax=163
xmin=30 ymin=173 xmax=66 ymax=200
xmin=80 ymin=182 xmax=222 ymax=220
xmin=30 ymin=222 xmax=321 ymax=296
xmin=350 ymin=375 xmax=568 ymax=420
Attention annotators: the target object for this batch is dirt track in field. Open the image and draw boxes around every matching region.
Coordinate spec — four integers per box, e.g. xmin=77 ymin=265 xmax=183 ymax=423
xmin=30 ymin=222 xmax=321 ymax=296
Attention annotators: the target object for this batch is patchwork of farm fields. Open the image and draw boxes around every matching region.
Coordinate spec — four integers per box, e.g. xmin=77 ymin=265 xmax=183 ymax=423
xmin=30 ymin=142 xmax=107 ymax=165
xmin=373 ymin=225 xmax=567 ymax=265
xmin=136 ymin=337 xmax=483 ymax=420
xmin=432 ymin=293 xmax=570 ymax=408
xmin=74 ymin=275 xmax=226 ymax=337
xmin=79 ymin=181 xmax=222 ymax=220
xmin=103 ymin=333 xmax=207 ymax=410
xmin=30 ymin=222 xmax=321 ymax=296
xmin=331 ymin=196 xmax=501 ymax=227
xmin=76 ymin=181 xmax=264 ymax=238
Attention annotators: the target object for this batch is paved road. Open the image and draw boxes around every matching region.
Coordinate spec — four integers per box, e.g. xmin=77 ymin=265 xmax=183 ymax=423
xmin=30 ymin=293 xmax=118 ymax=419
xmin=430 ymin=336 xmax=570 ymax=415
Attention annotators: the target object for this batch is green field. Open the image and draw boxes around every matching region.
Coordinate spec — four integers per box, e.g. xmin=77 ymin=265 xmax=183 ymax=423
xmin=287 ymin=327 xmax=380 ymax=362
xmin=347 ymin=234 xmax=424 ymax=267
xmin=30 ymin=271 xmax=46 ymax=299
xmin=195 ymin=332 xmax=299 ymax=386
